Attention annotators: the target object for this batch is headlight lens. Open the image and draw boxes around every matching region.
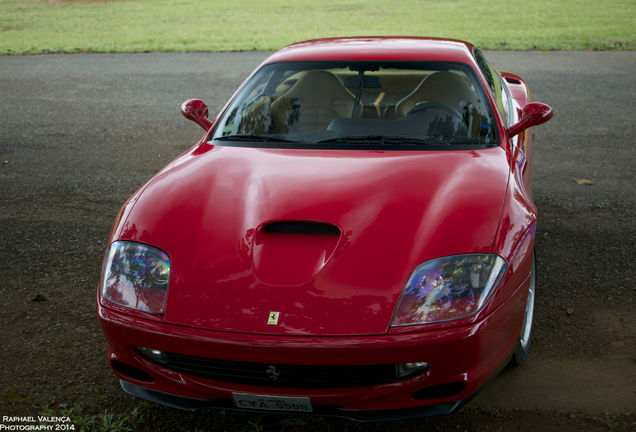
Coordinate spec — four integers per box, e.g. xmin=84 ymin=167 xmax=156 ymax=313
xmin=101 ymin=241 xmax=171 ymax=314
xmin=391 ymin=254 xmax=506 ymax=326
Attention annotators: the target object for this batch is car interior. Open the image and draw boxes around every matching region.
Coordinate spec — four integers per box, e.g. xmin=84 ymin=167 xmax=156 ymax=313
xmin=217 ymin=63 xmax=495 ymax=145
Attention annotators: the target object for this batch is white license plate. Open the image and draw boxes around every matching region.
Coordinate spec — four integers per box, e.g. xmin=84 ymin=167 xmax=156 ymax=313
xmin=232 ymin=392 xmax=313 ymax=412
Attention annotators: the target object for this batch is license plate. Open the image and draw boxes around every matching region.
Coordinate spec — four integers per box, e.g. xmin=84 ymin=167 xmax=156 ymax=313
xmin=232 ymin=392 xmax=313 ymax=412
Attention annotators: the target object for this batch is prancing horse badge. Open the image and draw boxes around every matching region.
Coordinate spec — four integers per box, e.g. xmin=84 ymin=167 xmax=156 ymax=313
xmin=267 ymin=311 xmax=280 ymax=325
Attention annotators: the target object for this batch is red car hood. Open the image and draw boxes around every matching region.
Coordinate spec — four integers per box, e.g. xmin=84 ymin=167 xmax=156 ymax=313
xmin=116 ymin=145 xmax=510 ymax=336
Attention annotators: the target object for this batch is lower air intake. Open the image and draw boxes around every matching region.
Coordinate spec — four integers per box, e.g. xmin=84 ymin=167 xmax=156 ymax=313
xmin=145 ymin=351 xmax=399 ymax=388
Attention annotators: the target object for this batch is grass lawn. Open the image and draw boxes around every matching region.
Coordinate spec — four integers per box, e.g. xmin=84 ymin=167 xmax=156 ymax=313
xmin=0 ymin=0 xmax=634 ymax=54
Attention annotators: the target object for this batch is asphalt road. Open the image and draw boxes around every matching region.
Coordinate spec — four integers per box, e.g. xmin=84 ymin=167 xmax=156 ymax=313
xmin=1 ymin=51 xmax=635 ymax=430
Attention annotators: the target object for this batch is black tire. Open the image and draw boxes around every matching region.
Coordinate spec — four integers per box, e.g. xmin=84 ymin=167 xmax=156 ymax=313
xmin=509 ymin=251 xmax=536 ymax=367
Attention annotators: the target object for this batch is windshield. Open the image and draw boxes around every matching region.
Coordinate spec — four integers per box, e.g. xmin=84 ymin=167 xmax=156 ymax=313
xmin=212 ymin=61 xmax=497 ymax=150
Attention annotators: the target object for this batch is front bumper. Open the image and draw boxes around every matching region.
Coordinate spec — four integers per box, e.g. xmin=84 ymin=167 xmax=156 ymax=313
xmin=97 ymin=278 xmax=527 ymax=418
xmin=119 ymin=379 xmax=462 ymax=421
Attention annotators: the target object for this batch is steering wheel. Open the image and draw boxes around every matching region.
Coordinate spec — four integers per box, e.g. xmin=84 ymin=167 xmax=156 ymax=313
xmin=406 ymin=101 xmax=465 ymax=124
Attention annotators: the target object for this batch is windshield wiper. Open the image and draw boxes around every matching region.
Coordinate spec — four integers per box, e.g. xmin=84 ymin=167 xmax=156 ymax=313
xmin=317 ymin=135 xmax=443 ymax=145
xmin=215 ymin=134 xmax=297 ymax=143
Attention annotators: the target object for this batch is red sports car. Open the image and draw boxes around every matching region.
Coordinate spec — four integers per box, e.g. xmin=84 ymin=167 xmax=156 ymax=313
xmin=97 ymin=37 xmax=553 ymax=420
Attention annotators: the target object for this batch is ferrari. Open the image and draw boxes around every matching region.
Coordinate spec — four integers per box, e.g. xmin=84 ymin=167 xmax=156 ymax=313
xmin=97 ymin=37 xmax=553 ymax=420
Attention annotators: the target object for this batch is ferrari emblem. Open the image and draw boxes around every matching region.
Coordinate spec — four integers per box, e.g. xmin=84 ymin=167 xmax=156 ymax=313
xmin=267 ymin=311 xmax=280 ymax=325
xmin=266 ymin=365 xmax=281 ymax=381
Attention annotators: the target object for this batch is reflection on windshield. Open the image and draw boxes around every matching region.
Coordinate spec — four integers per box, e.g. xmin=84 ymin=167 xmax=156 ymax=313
xmin=213 ymin=61 xmax=497 ymax=150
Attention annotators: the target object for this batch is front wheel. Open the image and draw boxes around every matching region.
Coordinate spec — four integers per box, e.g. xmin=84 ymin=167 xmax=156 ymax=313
xmin=510 ymin=251 xmax=536 ymax=367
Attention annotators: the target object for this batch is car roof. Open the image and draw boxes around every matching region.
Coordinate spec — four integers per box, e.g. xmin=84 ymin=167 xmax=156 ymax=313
xmin=263 ymin=37 xmax=476 ymax=64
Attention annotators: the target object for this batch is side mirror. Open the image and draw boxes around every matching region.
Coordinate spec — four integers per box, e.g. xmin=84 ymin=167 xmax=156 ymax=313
xmin=180 ymin=99 xmax=213 ymax=131
xmin=508 ymin=102 xmax=553 ymax=138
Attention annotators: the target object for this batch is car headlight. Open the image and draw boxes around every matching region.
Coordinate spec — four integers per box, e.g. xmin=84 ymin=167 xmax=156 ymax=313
xmin=100 ymin=241 xmax=171 ymax=314
xmin=391 ymin=254 xmax=507 ymax=327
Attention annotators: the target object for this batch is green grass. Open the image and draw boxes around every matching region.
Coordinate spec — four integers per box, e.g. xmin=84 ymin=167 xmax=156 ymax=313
xmin=38 ymin=403 xmax=144 ymax=432
xmin=1 ymin=0 xmax=634 ymax=54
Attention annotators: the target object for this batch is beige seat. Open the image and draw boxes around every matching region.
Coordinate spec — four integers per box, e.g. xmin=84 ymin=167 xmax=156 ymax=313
xmin=394 ymin=71 xmax=478 ymax=119
xmin=270 ymin=71 xmax=361 ymax=133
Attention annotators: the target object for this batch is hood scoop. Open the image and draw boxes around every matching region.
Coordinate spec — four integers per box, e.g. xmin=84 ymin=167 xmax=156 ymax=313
xmin=253 ymin=221 xmax=341 ymax=286
xmin=262 ymin=221 xmax=340 ymax=235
